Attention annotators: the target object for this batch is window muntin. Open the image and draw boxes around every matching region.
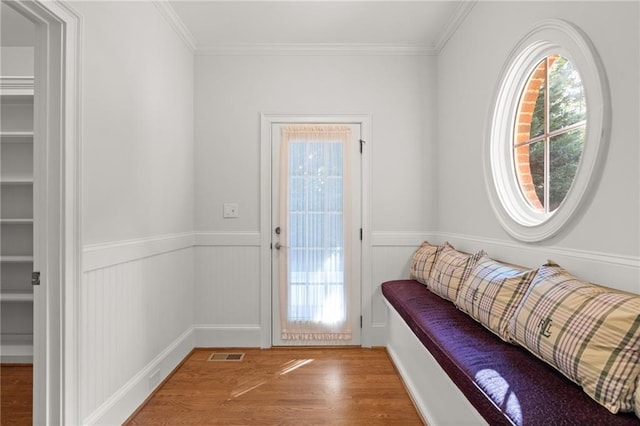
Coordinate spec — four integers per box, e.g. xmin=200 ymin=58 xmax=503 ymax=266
xmin=514 ymin=55 xmax=586 ymax=213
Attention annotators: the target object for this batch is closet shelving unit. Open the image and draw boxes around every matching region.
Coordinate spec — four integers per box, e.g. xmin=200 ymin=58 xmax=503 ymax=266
xmin=1 ymin=77 xmax=35 ymax=363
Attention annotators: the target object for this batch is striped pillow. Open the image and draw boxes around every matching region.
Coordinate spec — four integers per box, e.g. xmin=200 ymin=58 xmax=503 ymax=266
xmin=456 ymin=255 xmax=537 ymax=341
xmin=409 ymin=241 xmax=444 ymax=285
xmin=508 ymin=262 xmax=640 ymax=413
xmin=427 ymin=245 xmax=484 ymax=302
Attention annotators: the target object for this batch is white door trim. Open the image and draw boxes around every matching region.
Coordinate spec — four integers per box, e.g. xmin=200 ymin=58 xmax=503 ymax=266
xmin=8 ymin=1 xmax=82 ymax=424
xmin=260 ymin=114 xmax=372 ymax=348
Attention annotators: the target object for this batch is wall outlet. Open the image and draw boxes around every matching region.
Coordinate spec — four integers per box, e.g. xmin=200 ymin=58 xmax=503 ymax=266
xmin=149 ymin=368 xmax=161 ymax=390
xmin=223 ymin=203 xmax=239 ymax=218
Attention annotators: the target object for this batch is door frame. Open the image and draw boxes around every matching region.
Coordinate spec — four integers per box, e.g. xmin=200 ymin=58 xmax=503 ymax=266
xmin=260 ymin=114 xmax=371 ymax=348
xmin=7 ymin=1 xmax=82 ymax=424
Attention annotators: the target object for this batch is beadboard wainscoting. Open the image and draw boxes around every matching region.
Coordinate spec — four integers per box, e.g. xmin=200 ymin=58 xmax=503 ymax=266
xmin=194 ymin=233 xmax=262 ymax=347
xmin=81 ymin=235 xmax=196 ymax=425
xmin=369 ymin=232 xmax=432 ymax=346
xmin=76 ymin=230 xmax=638 ymax=424
xmin=193 ymin=232 xmax=432 ymax=348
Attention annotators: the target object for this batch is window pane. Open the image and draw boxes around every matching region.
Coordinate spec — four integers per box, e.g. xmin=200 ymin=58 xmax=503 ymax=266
xmin=287 ymin=140 xmax=345 ymax=323
xmin=549 ymin=56 xmax=586 ymax=132
xmin=549 ymin=127 xmax=585 ymax=211
xmin=528 ymin=140 xmax=545 ymax=209
xmin=528 ymin=59 xmax=546 ymax=140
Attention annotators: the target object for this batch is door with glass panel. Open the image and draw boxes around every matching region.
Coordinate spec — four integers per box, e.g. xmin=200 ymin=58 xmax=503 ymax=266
xmin=271 ymin=123 xmax=361 ymax=346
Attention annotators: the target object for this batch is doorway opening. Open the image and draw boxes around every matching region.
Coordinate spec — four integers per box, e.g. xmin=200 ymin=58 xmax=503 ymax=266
xmin=1 ymin=1 xmax=81 ymax=424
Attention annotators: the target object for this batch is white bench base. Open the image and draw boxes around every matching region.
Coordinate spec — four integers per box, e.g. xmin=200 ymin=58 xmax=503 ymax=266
xmin=385 ymin=299 xmax=488 ymax=426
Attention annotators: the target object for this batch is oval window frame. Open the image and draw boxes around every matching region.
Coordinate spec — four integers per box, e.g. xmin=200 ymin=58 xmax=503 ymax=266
xmin=485 ymin=19 xmax=610 ymax=242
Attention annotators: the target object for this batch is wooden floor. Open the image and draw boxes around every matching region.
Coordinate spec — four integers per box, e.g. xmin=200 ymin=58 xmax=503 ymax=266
xmin=0 ymin=364 xmax=32 ymax=426
xmin=126 ymin=347 xmax=424 ymax=425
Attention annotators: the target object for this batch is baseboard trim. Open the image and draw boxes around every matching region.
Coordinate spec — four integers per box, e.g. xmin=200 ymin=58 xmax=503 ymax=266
xmin=368 ymin=322 xmax=388 ymax=347
xmin=82 ymin=327 xmax=195 ymax=425
xmin=194 ymin=324 xmax=262 ymax=347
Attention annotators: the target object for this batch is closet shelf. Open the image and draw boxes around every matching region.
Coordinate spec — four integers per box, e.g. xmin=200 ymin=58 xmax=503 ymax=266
xmin=0 ymin=256 xmax=34 ymax=263
xmin=0 ymin=178 xmax=33 ymax=185
xmin=0 ymin=292 xmax=33 ymax=302
xmin=0 ymin=131 xmax=34 ymax=139
xmin=0 ymin=218 xmax=34 ymax=224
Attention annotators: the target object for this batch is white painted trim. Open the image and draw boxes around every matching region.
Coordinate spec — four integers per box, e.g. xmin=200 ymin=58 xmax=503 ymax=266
xmin=485 ymin=19 xmax=611 ymax=242
xmin=194 ymin=232 xmax=261 ymax=247
xmin=82 ymin=327 xmax=195 ymax=426
xmin=194 ymin=325 xmax=263 ymax=348
xmin=435 ymin=232 xmax=640 ymax=268
xmin=259 ymin=115 xmax=273 ymax=349
xmin=0 ymin=340 xmax=33 ymax=363
xmin=0 ymin=76 xmax=34 ymax=95
xmin=368 ymin=323 xmax=387 ymax=348
xmin=152 ymin=0 xmax=197 ymax=51
xmin=359 ymin=117 xmax=373 ymax=348
xmin=83 ymin=232 xmax=195 ymax=272
xmin=368 ymin=230 xmax=639 ymax=293
xmin=83 ymin=231 xmax=265 ymax=271
xmin=435 ymin=232 xmax=640 ymax=294
xmin=196 ymin=43 xmax=436 ymax=57
xmin=370 ymin=232 xmax=433 ymax=247
xmin=434 ymin=1 xmax=476 ymax=53
xmin=368 ymin=231 xmax=639 ymax=271
xmin=7 ymin=1 xmax=83 ymax=423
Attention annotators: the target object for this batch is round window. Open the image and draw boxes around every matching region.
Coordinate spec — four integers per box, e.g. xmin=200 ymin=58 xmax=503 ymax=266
xmin=485 ymin=20 xmax=610 ymax=242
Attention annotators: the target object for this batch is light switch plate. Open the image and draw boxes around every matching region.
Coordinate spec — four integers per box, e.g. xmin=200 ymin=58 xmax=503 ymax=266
xmin=223 ymin=203 xmax=239 ymax=218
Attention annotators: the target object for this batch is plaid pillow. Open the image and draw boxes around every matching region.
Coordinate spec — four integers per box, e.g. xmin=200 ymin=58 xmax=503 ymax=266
xmin=635 ymin=379 xmax=640 ymax=419
xmin=409 ymin=241 xmax=444 ymax=285
xmin=456 ymin=255 xmax=537 ymax=341
xmin=427 ymin=245 xmax=485 ymax=302
xmin=509 ymin=262 xmax=640 ymax=413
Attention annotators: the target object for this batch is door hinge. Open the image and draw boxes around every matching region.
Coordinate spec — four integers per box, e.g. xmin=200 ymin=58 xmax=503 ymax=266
xmin=360 ymin=315 xmax=363 ymax=328
xmin=360 ymin=228 xmax=363 ymax=241
xmin=359 ymin=139 xmax=365 ymax=154
xmin=31 ymin=271 xmax=40 ymax=286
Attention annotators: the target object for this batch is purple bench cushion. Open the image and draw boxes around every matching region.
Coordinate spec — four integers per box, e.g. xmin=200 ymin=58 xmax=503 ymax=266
xmin=382 ymin=280 xmax=640 ymax=426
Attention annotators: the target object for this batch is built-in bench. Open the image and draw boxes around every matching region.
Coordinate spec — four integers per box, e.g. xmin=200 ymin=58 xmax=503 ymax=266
xmin=382 ymin=279 xmax=640 ymax=425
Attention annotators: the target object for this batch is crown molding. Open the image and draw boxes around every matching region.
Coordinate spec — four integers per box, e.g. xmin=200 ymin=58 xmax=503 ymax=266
xmin=153 ymin=0 xmax=196 ymax=51
xmin=196 ymin=43 xmax=437 ymax=56
xmin=434 ymin=0 xmax=477 ymax=53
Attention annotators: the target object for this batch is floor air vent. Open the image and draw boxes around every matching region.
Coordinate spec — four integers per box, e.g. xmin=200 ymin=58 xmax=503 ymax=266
xmin=208 ymin=352 xmax=245 ymax=362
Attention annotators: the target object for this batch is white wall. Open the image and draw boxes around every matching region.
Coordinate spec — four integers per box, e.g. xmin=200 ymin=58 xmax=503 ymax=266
xmin=436 ymin=1 xmax=640 ymax=293
xmin=80 ymin=2 xmax=194 ymax=245
xmin=194 ymin=52 xmax=437 ymax=346
xmin=195 ymin=53 xmax=436 ymax=233
xmin=72 ymin=2 xmax=196 ymax=423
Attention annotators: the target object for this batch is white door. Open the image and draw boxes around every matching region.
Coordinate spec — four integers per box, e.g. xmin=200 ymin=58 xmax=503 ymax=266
xmin=271 ymin=122 xmax=361 ymax=346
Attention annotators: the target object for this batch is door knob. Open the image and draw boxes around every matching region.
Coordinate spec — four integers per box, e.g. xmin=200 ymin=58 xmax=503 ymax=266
xmin=275 ymin=242 xmax=282 ymax=250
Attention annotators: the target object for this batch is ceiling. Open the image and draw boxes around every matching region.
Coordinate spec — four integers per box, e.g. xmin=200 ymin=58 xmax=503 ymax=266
xmin=169 ymin=1 xmax=473 ymax=52
xmin=0 ymin=1 xmax=473 ymax=52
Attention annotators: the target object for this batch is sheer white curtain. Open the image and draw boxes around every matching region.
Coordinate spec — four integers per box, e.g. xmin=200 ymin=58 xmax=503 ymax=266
xmin=278 ymin=124 xmax=354 ymax=341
